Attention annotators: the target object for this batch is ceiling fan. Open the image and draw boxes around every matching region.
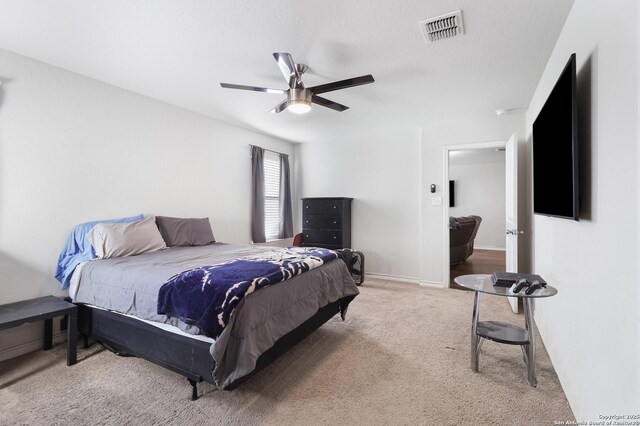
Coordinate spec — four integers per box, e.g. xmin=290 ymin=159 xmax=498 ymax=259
xmin=220 ymin=52 xmax=375 ymax=114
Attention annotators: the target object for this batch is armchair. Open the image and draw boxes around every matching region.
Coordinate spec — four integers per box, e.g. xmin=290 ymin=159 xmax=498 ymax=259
xmin=450 ymin=215 xmax=482 ymax=266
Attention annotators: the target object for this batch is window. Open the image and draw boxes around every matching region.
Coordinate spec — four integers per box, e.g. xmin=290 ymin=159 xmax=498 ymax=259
xmin=263 ymin=151 xmax=281 ymax=240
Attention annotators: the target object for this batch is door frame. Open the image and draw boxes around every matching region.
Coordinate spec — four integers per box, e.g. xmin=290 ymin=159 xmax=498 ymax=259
xmin=442 ymin=140 xmax=507 ymax=288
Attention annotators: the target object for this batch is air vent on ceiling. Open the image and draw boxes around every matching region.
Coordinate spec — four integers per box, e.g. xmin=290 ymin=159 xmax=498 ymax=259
xmin=419 ymin=10 xmax=464 ymax=44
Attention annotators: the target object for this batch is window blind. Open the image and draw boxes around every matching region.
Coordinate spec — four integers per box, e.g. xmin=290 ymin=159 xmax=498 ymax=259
xmin=264 ymin=151 xmax=281 ymax=240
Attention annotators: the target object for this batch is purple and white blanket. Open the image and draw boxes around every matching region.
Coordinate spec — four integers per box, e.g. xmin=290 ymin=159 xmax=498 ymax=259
xmin=157 ymin=247 xmax=338 ymax=339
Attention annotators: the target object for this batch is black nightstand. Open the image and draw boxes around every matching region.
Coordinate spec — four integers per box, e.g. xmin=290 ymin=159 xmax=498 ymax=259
xmin=301 ymin=197 xmax=352 ymax=250
xmin=0 ymin=296 xmax=77 ymax=365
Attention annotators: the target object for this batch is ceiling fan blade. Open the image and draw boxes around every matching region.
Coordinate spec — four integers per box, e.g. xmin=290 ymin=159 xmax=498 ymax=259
xmin=311 ymin=94 xmax=349 ymax=112
xmin=273 ymin=52 xmax=299 ymax=88
xmin=220 ymin=83 xmax=286 ymax=94
xmin=309 ymin=74 xmax=375 ymax=95
xmin=270 ymin=99 xmax=291 ymax=113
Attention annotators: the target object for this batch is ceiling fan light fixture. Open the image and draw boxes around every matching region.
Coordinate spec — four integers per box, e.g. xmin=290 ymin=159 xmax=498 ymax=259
xmin=220 ymin=52 xmax=374 ymax=114
xmin=287 ymin=100 xmax=311 ymax=114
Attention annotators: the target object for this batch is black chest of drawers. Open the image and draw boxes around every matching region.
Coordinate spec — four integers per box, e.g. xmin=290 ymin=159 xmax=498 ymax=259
xmin=301 ymin=197 xmax=352 ymax=250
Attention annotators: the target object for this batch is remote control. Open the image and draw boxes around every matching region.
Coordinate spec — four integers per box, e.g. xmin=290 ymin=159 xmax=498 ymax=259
xmin=513 ymin=278 xmax=529 ymax=294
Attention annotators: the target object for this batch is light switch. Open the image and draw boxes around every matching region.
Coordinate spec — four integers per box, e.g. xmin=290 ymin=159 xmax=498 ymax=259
xmin=432 ymin=197 xmax=442 ymax=206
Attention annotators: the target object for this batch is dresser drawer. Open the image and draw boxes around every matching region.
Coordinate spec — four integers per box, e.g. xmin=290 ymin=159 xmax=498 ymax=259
xmin=302 ymin=215 xmax=342 ymax=230
xmin=303 ymin=199 xmax=343 ymax=215
xmin=302 ymin=230 xmax=343 ymax=246
xmin=307 ymin=243 xmax=342 ymax=250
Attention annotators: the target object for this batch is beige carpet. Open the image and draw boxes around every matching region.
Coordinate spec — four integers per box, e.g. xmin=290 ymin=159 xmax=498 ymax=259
xmin=0 ymin=279 xmax=573 ymax=425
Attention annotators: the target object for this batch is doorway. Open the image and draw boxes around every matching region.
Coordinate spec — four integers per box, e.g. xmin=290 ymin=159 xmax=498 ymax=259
xmin=443 ymin=142 xmax=507 ymax=290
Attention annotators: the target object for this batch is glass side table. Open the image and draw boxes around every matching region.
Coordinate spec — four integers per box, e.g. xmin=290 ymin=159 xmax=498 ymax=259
xmin=454 ymin=274 xmax=557 ymax=387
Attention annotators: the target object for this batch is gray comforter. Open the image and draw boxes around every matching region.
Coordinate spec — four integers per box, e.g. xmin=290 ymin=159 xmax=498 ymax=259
xmin=72 ymin=243 xmax=359 ymax=388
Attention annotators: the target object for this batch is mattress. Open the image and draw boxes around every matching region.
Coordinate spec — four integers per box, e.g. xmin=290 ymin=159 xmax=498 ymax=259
xmin=71 ymin=243 xmax=359 ymax=388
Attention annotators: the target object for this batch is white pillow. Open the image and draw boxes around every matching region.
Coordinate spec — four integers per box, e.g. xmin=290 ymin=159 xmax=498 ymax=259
xmin=88 ymin=216 xmax=167 ymax=259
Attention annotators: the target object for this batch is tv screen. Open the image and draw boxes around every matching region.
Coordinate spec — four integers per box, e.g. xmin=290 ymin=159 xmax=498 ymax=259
xmin=532 ymin=53 xmax=579 ymax=220
xmin=449 ymin=180 xmax=455 ymax=207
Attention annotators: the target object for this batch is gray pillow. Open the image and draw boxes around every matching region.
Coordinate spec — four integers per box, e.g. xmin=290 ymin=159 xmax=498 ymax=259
xmin=88 ymin=216 xmax=167 ymax=259
xmin=155 ymin=216 xmax=216 ymax=247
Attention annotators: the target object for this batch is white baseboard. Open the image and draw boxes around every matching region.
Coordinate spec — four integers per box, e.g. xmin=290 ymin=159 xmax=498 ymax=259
xmin=474 ymin=246 xmax=506 ymax=251
xmin=0 ymin=316 xmax=68 ymax=362
xmin=418 ymin=281 xmax=448 ymax=289
xmin=366 ymin=272 xmax=420 ymax=285
xmin=366 ymin=273 xmax=448 ymax=289
xmin=0 ymin=331 xmax=67 ymax=362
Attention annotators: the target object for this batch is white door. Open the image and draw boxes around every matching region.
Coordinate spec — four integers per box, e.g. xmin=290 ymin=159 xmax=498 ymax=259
xmin=505 ymin=133 xmax=519 ymax=313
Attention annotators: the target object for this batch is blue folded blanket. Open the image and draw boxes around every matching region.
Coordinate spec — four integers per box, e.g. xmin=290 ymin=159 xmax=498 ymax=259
xmin=157 ymin=247 xmax=338 ymax=339
xmin=55 ymin=214 xmax=144 ymax=289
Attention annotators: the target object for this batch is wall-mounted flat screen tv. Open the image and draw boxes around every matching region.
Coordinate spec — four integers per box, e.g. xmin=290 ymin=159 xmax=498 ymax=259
xmin=532 ymin=53 xmax=579 ymax=220
xmin=449 ymin=180 xmax=455 ymax=207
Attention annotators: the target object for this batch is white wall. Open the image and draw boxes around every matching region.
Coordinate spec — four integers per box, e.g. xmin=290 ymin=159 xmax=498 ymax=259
xmin=449 ymin=150 xmax=506 ymax=250
xmin=526 ymin=0 xmax=639 ymax=417
xmin=296 ymin=117 xmax=523 ymax=284
xmin=420 ymin=114 xmax=526 ymax=285
xmin=637 ymin=2 xmax=640 ymax=411
xmin=0 ymin=48 xmax=295 ymax=358
xmin=296 ymin=125 xmax=422 ymax=281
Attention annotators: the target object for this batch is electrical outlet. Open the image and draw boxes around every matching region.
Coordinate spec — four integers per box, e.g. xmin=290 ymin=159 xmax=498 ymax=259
xmin=60 ymin=316 xmax=68 ymax=331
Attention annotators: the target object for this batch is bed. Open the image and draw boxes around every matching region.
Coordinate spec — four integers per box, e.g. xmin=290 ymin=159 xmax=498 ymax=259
xmin=70 ymin=242 xmax=359 ymax=399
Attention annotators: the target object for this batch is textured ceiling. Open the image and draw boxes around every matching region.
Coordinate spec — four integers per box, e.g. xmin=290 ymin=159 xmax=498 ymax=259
xmin=0 ymin=0 xmax=574 ymax=143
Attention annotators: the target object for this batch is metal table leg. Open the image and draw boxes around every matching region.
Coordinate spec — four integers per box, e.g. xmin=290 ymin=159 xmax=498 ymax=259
xmin=520 ymin=344 xmax=529 ymax=364
xmin=524 ymin=298 xmax=537 ymax=387
xmin=471 ymin=291 xmax=481 ymax=372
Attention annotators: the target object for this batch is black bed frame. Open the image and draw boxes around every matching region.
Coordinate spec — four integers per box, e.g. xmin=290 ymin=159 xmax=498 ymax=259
xmin=76 ymin=296 xmax=354 ymax=400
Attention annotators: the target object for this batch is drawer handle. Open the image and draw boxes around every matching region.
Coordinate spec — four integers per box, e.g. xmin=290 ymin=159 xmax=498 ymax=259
xmin=333 ymin=236 xmax=337 ymax=240
xmin=305 ymin=235 xmax=309 ymax=238
xmin=333 ymin=206 xmax=336 ymax=209
xmin=305 ymin=206 xmax=308 ymax=209
xmin=333 ymin=221 xmax=337 ymax=224
xmin=305 ymin=220 xmax=309 ymax=223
